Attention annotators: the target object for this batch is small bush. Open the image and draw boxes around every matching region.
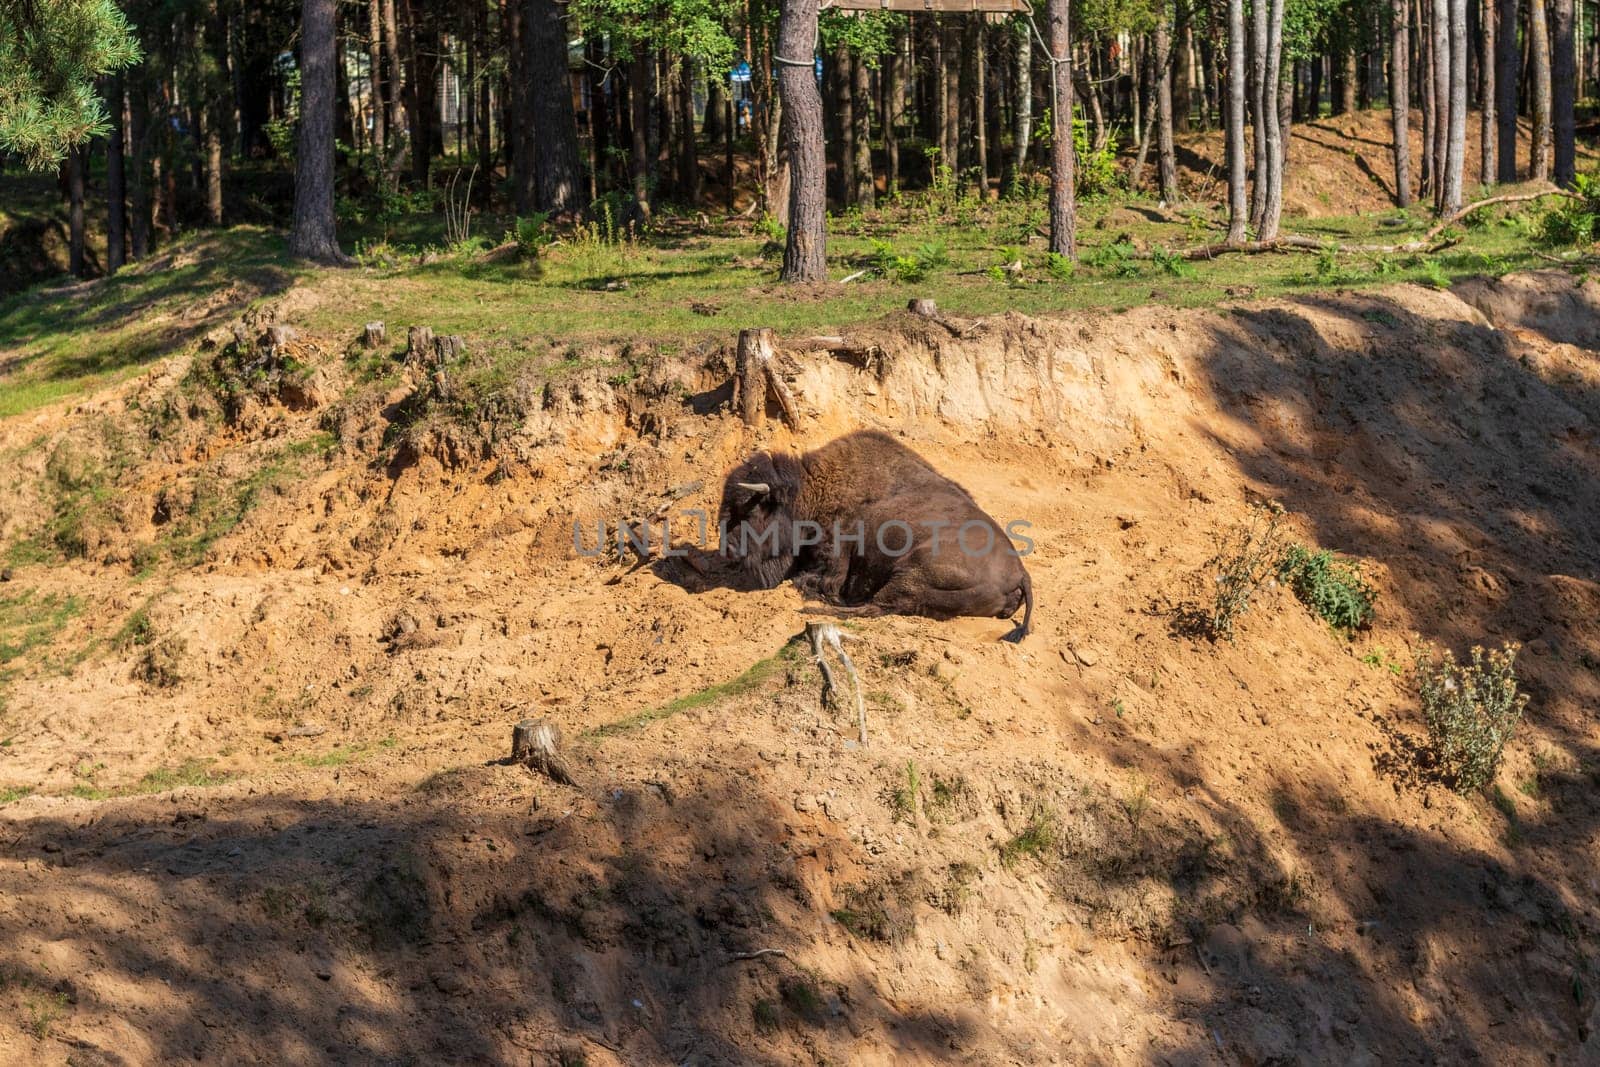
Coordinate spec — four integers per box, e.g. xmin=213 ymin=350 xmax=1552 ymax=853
xmin=1199 ymin=502 xmax=1288 ymax=641
xmin=1278 ymin=543 xmax=1377 ymax=634
xmin=1537 ymin=173 xmax=1600 ymax=246
xmin=1416 ymin=642 xmax=1530 ymax=793
xmin=510 ymin=212 xmax=552 ymax=257
xmin=999 ymin=806 xmax=1060 ymax=868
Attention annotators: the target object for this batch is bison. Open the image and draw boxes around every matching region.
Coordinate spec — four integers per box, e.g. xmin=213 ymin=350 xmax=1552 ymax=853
xmin=717 ymin=430 xmax=1034 ymax=639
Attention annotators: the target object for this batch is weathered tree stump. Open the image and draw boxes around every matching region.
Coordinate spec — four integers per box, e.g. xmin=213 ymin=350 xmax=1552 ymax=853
xmin=405 ymin=325 xmax=435 ymax=364
xmin=433 ymin=334 xmax=466 ymax=362
xmin=262 ymin=324 xmax=298 ymax=353
xmin=511 ymin=717 xmax=576 ymax=785
xmin=907 ymin=298 xmax=939 ymax=319
xmin=736 ymin=328 xmax=775 ymax=426
xmin=362 ymin=322 xmax=386 ymax=348
xmin=735 ymin=328 xmax=799 ymax=429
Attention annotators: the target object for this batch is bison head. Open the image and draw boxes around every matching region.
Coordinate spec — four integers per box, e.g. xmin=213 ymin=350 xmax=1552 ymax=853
xmin=717 ymin=450 xmax=805 ymax=589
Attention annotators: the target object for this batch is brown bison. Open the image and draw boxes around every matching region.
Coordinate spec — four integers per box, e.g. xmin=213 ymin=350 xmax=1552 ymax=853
xmin=718 ymin=430 xmax=1034 ymax=639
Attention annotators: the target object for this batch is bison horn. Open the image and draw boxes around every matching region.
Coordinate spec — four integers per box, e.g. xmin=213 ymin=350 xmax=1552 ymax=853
xmin=736 ymin=481 xmax=770 ymax=493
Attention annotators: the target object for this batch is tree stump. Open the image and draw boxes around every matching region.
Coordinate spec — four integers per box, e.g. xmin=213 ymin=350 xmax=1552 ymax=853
xmin=433 ymin=334 xmax=466 ymax=362
xmin=362 ymin=322 xmax=386 ymax=348
xmin=511 ymin=717 xmax=576 ymax=785
xmin=736 ymin=328 xmax=775 ymax=426
xmin=405 ymin=325 xmax=435 ymax=364
xmin=907 ymin=298 xmax=939 ymax=319
xmin=735 ymin=328 xmax=799 ymax=429
xmin=262 ymin=324 xmax=298 ymax=353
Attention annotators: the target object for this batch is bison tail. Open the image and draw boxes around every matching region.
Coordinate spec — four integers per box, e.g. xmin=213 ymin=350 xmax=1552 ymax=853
xmin=1005 ymin=571 xmax=1034 ymax=643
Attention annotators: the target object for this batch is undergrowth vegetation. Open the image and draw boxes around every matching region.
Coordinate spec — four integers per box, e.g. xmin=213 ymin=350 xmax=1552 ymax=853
xmin=1277 ymin=544 xmax=1378 ymax=634
xmin=1416 ymin=642 xmax=1530 ymax=793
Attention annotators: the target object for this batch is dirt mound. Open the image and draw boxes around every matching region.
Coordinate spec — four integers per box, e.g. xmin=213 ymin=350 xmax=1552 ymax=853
xmin=1171 ymin=108 xmax=1584 ymax=216
xmin=1 ymin=272 xmax=1599 ymax=1063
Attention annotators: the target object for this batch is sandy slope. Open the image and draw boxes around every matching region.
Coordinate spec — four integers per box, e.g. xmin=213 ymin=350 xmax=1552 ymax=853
xmin=0 ymin=271 xmax=1598 ymax=1064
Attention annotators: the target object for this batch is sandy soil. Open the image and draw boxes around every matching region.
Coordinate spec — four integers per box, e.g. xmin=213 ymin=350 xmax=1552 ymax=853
xmin=0 ymin=270 xmax=1598 ymax=1064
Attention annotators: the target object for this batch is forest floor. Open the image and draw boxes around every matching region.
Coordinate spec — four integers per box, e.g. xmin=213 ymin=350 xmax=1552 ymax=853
xmin=1 ymin=115 xmax=1600 ymax=1064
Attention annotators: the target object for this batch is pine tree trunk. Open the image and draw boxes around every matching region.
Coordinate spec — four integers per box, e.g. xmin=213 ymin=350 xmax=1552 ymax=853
xmin=289 ymin=0 xmax=346 ymax=262
xmin=1342 ymin=45 xmax=1360 ymax=112
xmin=885 ymin=26 xmax=905 ymax=194
xmin=383 ymin=0 xmax=405 ymax=149
xmin=779 ymin=0 xmax=826 ymax=282
xmin=129 ymin=78 xmax=150 ymax=260
xmin=1155 ymin=15 xmax=1179 ymax=201
xmin=1432 ymin=0 xmax=1451 ymax=209
xmin=1496 ymin=0 xmax=1520 ymax=179
xmin=1227 ymin=0 xmax=1249 ymax=242
xmin=1047 ymin=0 xmax=1077 ymax=257
xmin=1531 ymin=0 xmax=1552 ymax=179
xmin=67 ymin=148 xmax=85 ymax=277
xmin=851 ymin=53 xmax=875 ymax=207
xmin=1481 ymin=0 xmax=1496 ymax=183
xmin=1010 ymin=18 xmax=1032 ymax=194
xmin=1251 ymin=0 xmax=1270 ymax=226
xmin=1393 ymin=0 xmax=1413 ymax=205
xmin=629 ymin=54 xmax=653 ymax=220
xmin=675 ymin=56 xmax=701 ymax=206
xmin=1551 ymin=0 xmax=1575 ymax=184
xmin=106 ymin=77 xmax=126 ymax=273
xmin=1444 ymin=0 xmax=1467 ymax=212
xmin=705 ymin=77 xmax=724 ymax=141
xmin=1260 ymin=0 xmax=1286 ymax=239
xmin=1174 ymin=11 xmax=1193 ymax=131
xmin=368 ymin=0 xmax=386 ymax=153
xmin=943 ymin=19 xmax=961 ymax=172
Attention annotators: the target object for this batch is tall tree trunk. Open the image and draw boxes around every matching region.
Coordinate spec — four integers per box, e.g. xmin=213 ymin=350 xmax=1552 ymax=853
xmin=1481 ymin=0 xmax=1496 ymax=183
xmin=1531 ymin=0 xmax=1552 ymax=179
xmin=705 ymin=77 xmax=725 ymax=141
xmin=1174 ymin=8 xmax=1193 ymax=131
xmin=383 ymin=0 xmax=404 ymax=145
xmin=1010 ymin=17 xmax=1032 ymax=193
xmin=1046 ymin=0 xmax=1076 ymax=256
xmin=629 ymin=54 xmax=653 ymax=220
xmin=106 ymin=77 xmax=126 ymax=273
xmin=67 ymin=148 xmax=86 ymax=277
xmin=289 ymin=0 xmax=346 ymax=261
xmin=368 ymin=0 xmax=386 ymax=153
xmin=943 ymin=19 xmax=961 ymax=173
xmin=527 ymin=0 xmax=583 ymax=213
xmin=826 ymin=42 xmax=848 ymax=205
xmin=129 ymin=78 xmax=150 ymax=260
xmin=1393 ymin=0 xmax=1413 ymax=204
xmin=851 ymin=53 xmax=875 ymax=207
xmin=1432 ymin=0 xmax=1451 ymax=208
xmin=1260 ymin=0 xmax=1286 ymax=239
xmin=1227 ymin=0 xmax=1249 ymax=242
xmin=1251 ymin=0 xmax=1270 ymax=225
xmin=779 ymin=0 xmax=826 ymax=282
xmin=1496 ymin=0 xmax=1518 ymax=179
xmin=1155 ymin=13 xmax=1179 ymax=201
xmin=885 ymin=26 xmax=904 ymax=193
xmin=202 ymin=110 xmax=223 ymax=225
xmin=675 ymin=56 xmax=701 ymax=206
xmin=1341 ymin=44 xmax=1360 ymax=111
xmin=1551 ymin=0 xmax=1575 ymax=184
xmin=1444 ymin=0 xmax=1467 ymax=212
xmin=509 ymin=0 xmax=534 ymax=211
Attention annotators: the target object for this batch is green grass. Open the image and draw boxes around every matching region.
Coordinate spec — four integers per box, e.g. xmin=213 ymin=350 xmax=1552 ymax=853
xmin=0 ymin=192 xmax=1555 ymax=420
xmin=0 ymin=785 xmax=32 ymax=805
xmin=584 ymin=641 xmax=799 ymax=739
xmin=0 ymin=590 xmax=82 ymax=665
xmin=999 ymin=807 xmax=1061 ymax=869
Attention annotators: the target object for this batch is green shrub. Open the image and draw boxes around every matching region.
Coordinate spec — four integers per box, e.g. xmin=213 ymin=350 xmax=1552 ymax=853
xmin=1200 ymin=502 xmax=1288 ymax=640
xmin=1277 ymin=543 xmax=1377 ymax=634
xmin=1416 ymin=642 xmax=1530 ymax=793
xmin=1537 ymin=173 xmax=1600 ymax=246
xmin=511 ymin=212 xmax=552 ymax=257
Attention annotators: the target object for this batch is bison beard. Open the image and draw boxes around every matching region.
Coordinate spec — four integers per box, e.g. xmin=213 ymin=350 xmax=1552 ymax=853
xmin=718 ymin=431 xmax=1034 ymax=640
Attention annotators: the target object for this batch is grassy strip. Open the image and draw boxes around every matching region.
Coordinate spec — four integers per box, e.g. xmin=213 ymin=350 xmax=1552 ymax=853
xmin=584 ymin=640 xmax=799 ymax=740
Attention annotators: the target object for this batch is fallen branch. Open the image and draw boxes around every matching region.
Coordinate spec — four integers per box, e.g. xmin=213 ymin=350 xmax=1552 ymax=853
xmin=723 ymin=948 xmax=790 ymax=965
xmin=806 ymin=621 xmax=867 ymax=745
